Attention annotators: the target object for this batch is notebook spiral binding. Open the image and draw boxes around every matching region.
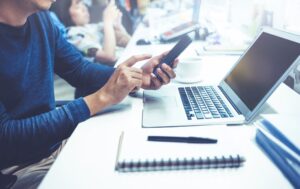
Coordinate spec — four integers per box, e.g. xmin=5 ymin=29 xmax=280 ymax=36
xmin=115 ymin=154 xmax=245 ymax=172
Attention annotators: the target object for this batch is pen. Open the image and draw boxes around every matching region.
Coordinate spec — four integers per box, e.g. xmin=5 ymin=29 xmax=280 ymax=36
xmin=115 ymin=131 xmax=124 ymax=171
xmin=147 ymin=136 xmax=217 ymax=144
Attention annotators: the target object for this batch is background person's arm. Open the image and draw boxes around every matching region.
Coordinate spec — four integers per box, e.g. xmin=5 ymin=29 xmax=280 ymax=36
xmin=114 ymin=11 xmax=131 ymax=47
xmin=99 ymin=1 xmax=119 ymax=63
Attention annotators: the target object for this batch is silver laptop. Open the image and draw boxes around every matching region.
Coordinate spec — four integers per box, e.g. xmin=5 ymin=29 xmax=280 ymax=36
xmin=143 ymin=28 xmax=300 ymax=128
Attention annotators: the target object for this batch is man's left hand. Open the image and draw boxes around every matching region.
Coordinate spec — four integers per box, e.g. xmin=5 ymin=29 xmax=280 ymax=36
xmin=141 ymin=52 xmax=178 ymax=90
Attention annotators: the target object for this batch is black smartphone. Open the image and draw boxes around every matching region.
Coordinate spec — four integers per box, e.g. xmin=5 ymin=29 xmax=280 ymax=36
xmin=153 ymin=35 xmax=193 ymax=82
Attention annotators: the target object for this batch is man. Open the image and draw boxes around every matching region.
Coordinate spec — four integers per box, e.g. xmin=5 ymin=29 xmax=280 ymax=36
xmin=0 ymin=0 xmax=177 ymax=188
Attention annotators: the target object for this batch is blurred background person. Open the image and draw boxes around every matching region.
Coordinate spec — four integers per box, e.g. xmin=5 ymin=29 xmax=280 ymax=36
xmin=87 ymin=0 xmax=142 ymax=34
xmin=52 ymin=0 xmax=131 ymax=66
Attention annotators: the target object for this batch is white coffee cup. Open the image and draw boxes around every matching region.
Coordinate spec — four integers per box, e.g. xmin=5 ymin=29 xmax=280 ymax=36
xmin=175 ymin=57 xmax=204 ymax=83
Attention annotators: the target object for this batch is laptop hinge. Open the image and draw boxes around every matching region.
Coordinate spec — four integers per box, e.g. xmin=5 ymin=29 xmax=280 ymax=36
xmin=218 ymin=86 xmax=242 ymax=115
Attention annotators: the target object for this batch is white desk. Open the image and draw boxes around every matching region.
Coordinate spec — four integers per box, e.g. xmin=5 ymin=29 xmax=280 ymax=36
xmin=39 ymin=24 xmax=300 ymax=189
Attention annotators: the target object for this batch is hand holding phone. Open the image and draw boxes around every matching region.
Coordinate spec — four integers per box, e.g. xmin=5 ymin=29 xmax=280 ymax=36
xmin=153 ymin=35 xmax=193 ymax=82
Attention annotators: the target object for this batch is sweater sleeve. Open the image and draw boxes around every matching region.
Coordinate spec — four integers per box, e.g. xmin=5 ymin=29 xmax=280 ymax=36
xmin=0 ymin=12 xmax=115 ymax=168
xmin=0 ymin=98 xmax=90 ymax=168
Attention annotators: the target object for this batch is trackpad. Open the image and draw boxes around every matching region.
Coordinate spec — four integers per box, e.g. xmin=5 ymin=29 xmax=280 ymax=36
xmin=143 ymin=90 xmax=183 ymax=127
xmin=144 ymin=95 xmax=178 ymax=109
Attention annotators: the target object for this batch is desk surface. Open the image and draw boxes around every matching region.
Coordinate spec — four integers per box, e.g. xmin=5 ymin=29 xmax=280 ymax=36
xmin=39 ymin=83 xmax=298 ymax=189
xmin=39 ymin=23 xmax=300 ymax=189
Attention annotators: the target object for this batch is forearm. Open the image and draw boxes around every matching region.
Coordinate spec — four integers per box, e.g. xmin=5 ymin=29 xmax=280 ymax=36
xmin=115 ymin=25 xmax=131 ymax=47
xmin=83 ymin=90 xmax=112 ymax=116
xmin=0 ymin=98 xmax=90 ymax=167
xmin=102 ymin=22 xmax=117 ymax=57
xmin=116 ymin=33 xmax=130 ymax=47
xmin=95 ymin=49 xmax=117 ymax=65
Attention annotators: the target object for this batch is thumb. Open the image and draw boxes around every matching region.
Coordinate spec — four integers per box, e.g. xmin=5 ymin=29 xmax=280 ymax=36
xmin=158 ymin=50 xmax=170 ymax=60
xmin=122 ymin=54 xmax=152 ymax=67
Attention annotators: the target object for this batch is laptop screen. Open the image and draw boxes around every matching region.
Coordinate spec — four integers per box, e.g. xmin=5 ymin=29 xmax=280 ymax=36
xmin=225 ymin=32 xmax=300 ymax=111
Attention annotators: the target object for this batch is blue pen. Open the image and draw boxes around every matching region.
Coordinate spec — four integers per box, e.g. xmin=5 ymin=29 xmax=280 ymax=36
xmin=261 ymin=119 xmax=300 ymax=156
xmin=147 ymin=136 xmax=217 ymax=144
xmin=256 ymin=130 xmax=300 ymax=188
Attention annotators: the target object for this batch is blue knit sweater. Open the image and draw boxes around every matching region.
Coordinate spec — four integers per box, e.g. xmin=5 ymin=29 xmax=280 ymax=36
xmin=0 ymin=11 xmax=115 ymax=169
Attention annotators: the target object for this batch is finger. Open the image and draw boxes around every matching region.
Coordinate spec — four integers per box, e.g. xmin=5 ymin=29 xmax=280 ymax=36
xmin=150 ymin=74 xmax=162 ymax=89
xmin=150 ymin=50 xmax=171 ymax=67
xmin=130 ymin=78 xmax=142 ymax=89
xmin=157 ymin=68 xmax=170 ymax=84
xmin=121 ymin=67 xmax=142 ymax=79
xmin=162 ymin=50 xmax=170 ymax=56
xmin=130 ymin=67 xmax=143 ymax=74
xmin=161 ymin=63 xmax=176 ymax=79
xmin=117 ymin=65 xmax=141 ymax=75
xmin=172 ymin=58 xmax=179 ymax=68
xmin=120 ymin=67 xmax=142 ymax=81
xmin=129 ymin=71 xmax=143 ymax=80
xmin=130 ymin=86 xmax=140 ymax=94
xmin=122 ymin=54 xmax=152 ymax=67
xmin=154 ymin=51 xmax=169 ymax=61
xmin=151 ymin=58 xmax=160 ymax=67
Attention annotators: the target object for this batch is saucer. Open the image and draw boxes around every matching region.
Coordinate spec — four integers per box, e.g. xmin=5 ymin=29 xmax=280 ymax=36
xmin=174 ymin=76 xmax=202 ymax=84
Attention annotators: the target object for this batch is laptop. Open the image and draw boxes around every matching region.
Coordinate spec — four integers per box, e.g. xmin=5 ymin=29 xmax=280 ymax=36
xmin=143 ymin=28 xmax=300 ymax=128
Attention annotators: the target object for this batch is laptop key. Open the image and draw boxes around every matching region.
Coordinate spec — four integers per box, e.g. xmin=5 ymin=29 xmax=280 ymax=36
xmin=212 ymin=114 xmax=221 ymax=118
xmin=195 ymin=112 xmax=204 ymax=119
xmin=220 ymin=113 xmax=229 ymax=118
xmin=194 ymin=109 xmax=201 ymax=113
xmin=204 ymin=114 xmax=212 ymax=119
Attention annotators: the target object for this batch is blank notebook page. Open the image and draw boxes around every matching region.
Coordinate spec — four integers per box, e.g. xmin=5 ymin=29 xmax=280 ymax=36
xmin=116 ymin=130 xmax=244 ymax=163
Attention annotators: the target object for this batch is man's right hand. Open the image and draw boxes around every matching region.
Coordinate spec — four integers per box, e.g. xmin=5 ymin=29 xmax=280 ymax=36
xmin=84 ymin=54 xmax=152 ymax=116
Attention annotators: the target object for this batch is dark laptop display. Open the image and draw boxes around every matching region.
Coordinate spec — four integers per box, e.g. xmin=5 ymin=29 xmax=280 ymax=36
xmin=225 ymin=32 xmax=300 ymax=111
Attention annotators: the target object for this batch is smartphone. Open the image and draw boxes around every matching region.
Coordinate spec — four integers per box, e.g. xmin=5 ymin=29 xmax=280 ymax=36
xmin=153 ymin=35 xmax=193 ymax=82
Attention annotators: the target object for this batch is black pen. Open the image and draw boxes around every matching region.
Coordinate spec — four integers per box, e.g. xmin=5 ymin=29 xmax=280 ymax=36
xmin=147 ymin=136 xmax=218 ymax=144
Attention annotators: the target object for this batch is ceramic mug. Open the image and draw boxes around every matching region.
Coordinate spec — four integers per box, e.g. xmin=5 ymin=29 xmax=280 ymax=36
xmin=175 ymin=57 xmax=204 ymax=83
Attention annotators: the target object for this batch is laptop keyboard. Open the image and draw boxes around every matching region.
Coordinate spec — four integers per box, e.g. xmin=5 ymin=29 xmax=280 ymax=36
xmin=178 ymin=86 xmax=234 ymax=120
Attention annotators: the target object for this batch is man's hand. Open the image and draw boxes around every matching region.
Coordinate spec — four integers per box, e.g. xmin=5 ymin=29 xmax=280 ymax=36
xmin=84 ymin=54 xmax=152 ymax=115
xmin=141 ymin=52 xmax=178 ymax=90
xmin=99 ymin=55 xmax=151 ymax=104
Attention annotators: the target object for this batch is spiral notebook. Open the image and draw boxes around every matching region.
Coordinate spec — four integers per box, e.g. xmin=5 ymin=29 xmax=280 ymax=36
xmin=115 ymin=131 xmax=245 ymax=172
